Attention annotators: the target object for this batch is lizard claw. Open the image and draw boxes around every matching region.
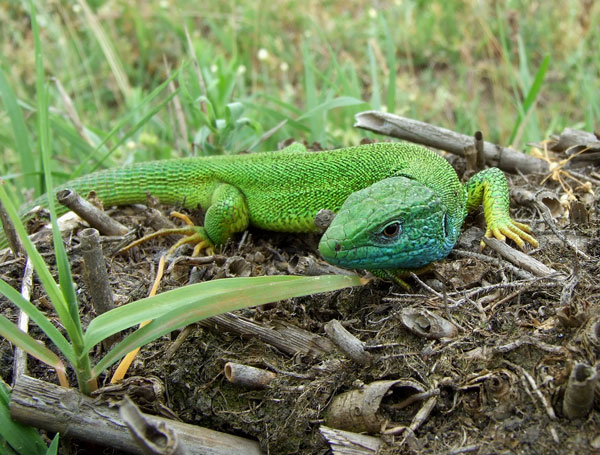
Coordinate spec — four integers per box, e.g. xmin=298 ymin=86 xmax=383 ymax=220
xmin=169 ymin=228 xmax=215 ymax=257
xmin=481 ymin=219 xmax=538 ymax=250
xmin=119 ymin=225 xmax=215 ymax=257
xmin=165 ymin=211 xmax=215 ymax=256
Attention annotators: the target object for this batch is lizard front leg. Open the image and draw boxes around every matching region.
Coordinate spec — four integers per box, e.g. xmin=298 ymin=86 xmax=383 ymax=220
xmin=464 ymin=167 xmax=538 ymax=249
xmin=121 ymin=183 xmax=249 ymax=256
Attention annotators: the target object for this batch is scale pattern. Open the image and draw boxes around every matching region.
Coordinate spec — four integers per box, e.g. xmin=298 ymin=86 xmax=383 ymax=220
xmin=4 ymin=142 xmax=536 ymax=275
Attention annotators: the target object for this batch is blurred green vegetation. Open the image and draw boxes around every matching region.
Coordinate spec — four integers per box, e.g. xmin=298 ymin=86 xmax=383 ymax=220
xmin=0 ymin=0 xmax=598 ymax=202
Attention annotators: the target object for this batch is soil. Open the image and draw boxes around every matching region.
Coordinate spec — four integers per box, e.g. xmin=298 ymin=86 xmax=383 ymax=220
xmin=1 ymin=146 xmax=599 ymax=454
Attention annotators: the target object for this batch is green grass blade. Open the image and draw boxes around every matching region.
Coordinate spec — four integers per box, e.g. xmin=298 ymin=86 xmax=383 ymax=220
xmin=246 ymin=98 xmax=310 ymax=133
xmin=254 ymin=94 xmax=303 ymax=116
xmin=311 ymin=23 xmax=353 ymax=95
xmin=0 ymin=278 xmax=75 ymax=363
xmin=301 ymin=40 xmax=322 ymax=142
xmin=85 ymin=275 xmax=303 ymax=351
xmin=91 ymin=274 xmax=362 ymax=377
xmin=0 ymin=67 xmax=38 ymax=197
xmin=508 ymin=55 xmax=550 ymax=145
xmin=0 ymin=179 xmax=78 ymax=357
xmin=296 ymin=96 xmax=366 ymax=122
xmin=367 ymin=43 xmax=381 ymax=110
xmin=516 ymin=35 xmax=532 ymax=91
xmin=71 ymin=69 xmax=180 ymax=178
xmin=87 ymin=88 xmax=179 ymax=174
xmin=0 ymin=316 xmax=66 ymax=375
xmin=519 ymin=55 xmax=550 ymax=115
xmin=45 ymin=434 xmax=59 ymax=455
xmin=76 ymin=0 xmax=131 ymax=101
xmin=380 ymin=17 xmax=397 ymax=113
xmin=50 ymin=115 xmax=97 ymax=160
xmin=31 ymin=1 xmax=83 ymax=348
xmin=0 ymin=380 xmax=48 ymax=455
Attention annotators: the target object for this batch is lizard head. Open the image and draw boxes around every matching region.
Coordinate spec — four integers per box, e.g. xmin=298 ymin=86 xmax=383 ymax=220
xmin=318 ymin=176 xmax=459 ymax=270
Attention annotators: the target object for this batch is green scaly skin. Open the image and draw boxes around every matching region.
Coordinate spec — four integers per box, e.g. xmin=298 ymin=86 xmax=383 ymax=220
xmin=2 ymin=142 xmax=537 ymax=284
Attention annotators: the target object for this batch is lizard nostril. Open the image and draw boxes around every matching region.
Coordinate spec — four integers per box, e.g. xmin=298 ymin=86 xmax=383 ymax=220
xmin=334 ymin=242 xmax=342 ymax=252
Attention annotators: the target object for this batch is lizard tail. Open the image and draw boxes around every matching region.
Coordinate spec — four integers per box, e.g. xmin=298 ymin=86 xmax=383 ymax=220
xmin=1 ymin=159 xmax=204 ymax=250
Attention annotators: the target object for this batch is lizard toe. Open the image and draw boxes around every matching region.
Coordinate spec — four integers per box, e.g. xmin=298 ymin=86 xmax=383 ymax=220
xmin=512 ymin=220 xmax=533 ymax=233
xmin=509 ymin=221 xmax=538 ymax=248
xmin=483 ymin=220 xmax=538 ymax=250
xmin=491 ymin=227 xmax=507 ymax=242
xmin=501 ymin=227 xmax=525 ymax=249
xmin=499 ymin=220 xmax=538 ymax=249
xmin=167 ymin=227 xmax=214 ymax=257
xmin=170 ymin=211 xmax=196 ymax=226
xmin=192 ymin=240 xmax=214 ymax=257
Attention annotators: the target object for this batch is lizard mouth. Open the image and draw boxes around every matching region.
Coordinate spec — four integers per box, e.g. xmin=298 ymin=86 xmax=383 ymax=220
xmin=319 ymin=236 xmax=450 ymax=270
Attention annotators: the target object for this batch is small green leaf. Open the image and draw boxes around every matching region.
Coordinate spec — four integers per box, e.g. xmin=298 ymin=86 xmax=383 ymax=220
xmin=0 ymin=278 xmax=75 ymax=363
xmin=508 ymin=55 xmax=550 ymax=145
xmin=45 ymin=434 xmax=60 ymax=455
xmin=0 ymin=316 xmax=66 ymax=375
xmin=0 ymin=67 xmax=38 ymax=196
xmin=225 ymin=102 xmax=245 ymax=123
xmin=296 ymin=96 xmax=366 ymax=122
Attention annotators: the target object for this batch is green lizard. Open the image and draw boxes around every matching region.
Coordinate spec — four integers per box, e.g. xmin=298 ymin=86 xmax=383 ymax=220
xmin=1 ymin=142 xmax=537 ymax=284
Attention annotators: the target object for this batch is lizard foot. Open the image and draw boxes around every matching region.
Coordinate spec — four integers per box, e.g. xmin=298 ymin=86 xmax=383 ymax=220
xmin=119 ymin=211 xmax=215 ymax=257
xmin=481 ymin=218 xmax=538 ymax=250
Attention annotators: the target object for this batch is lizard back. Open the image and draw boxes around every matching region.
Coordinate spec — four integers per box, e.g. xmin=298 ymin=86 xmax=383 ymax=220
xmin=21 ymin=143 xmax=466 ymax=234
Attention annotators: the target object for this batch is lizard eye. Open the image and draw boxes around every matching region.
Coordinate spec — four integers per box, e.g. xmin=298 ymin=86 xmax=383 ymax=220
xmin=381 ymin=221 xmax=402 ymax=238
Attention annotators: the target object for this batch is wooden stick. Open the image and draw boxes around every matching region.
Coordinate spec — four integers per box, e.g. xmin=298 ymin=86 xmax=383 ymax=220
xmin=319 ymin=426 xmax=381 ymax=454
xmin=12 ymin=258 xmax=34 ymax=384
xmin=198 ymin=313 xmax=335 ymax=357
xmin=79 ymin=229 xmax=115 ymax=315
xmin=57 ymin=189 xmax=128 ymax=236
xmin=544 ymin=127 xmax=600 ymax=154
xmin=354 ymin=111 xmax=549 ymax=174
xmin=563 ymin=362 xmax=598 ymax=419
xmin=482 ymin=237 xmax=562 ymax=278
xmin=10 ymin=375 xmax=263 ymax=455
xmin=0 ymin=198 xmax=23 ymax=257
xmin=324 ymin=319 xmax=372 ymax=365
xmin=119 ymin=395 xmax=185 ymax=455
xmin=224 ymin=362 xmax=276 ymax=389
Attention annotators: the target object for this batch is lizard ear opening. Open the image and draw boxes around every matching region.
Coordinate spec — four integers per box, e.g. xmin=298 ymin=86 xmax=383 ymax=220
xmin=442 ymin=212 xmax=449 ymax=238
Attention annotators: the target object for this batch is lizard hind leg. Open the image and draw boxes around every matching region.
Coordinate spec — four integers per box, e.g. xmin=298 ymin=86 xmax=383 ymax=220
xmin=119 ymin=183 xmax=250 ymax=257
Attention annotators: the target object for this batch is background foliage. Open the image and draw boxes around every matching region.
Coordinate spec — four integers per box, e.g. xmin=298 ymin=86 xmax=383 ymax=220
xmin=0 ymin=0 xmax=598 ymax=201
